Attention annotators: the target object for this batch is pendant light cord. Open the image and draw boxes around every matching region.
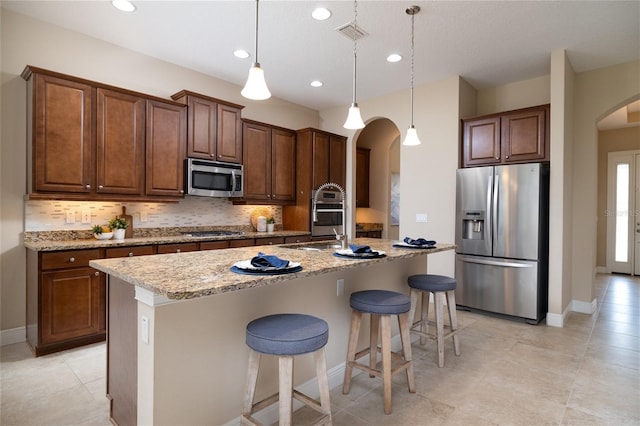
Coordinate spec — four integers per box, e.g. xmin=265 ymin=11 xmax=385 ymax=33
xmin=409 ymin=8 xmax=415 ymax=127
xmin=254 ymin=0 xmax=260 ymax=64
xmin=352 ymin=0 xmax=358 ymax=104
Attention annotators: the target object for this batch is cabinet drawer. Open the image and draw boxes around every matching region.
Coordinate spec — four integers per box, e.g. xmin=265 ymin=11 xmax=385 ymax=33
xmin=199 ymin=241 xmax=230 ymax=251
xmin=41 ymin=249 xmax=102 ymax=270
xmin=255 ymin=237 xmax=285 ymax=246
xmin=157 ymin=243 xmax=199 ymax=254
xmin=105 ymin=245 xmax=155 ymax=258
xmin=284 ymin=235 xmax=311 ymax=244
xmin=229 ymin=239 xmax=255 ymax=248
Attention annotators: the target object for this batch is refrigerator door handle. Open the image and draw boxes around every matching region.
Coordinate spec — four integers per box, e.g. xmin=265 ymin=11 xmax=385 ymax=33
xmin=486 ymin=174 xmax=493 ymax=243
xmin=458 ymin=256 xmax=534 ymax=268
xmin=492 ymin=171 xmax=499 ymax=243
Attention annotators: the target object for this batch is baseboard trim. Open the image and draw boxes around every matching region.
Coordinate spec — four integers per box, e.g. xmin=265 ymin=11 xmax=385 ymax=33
xmin=572 ymin=298 xmax=598 ymax=315
xmin=0 ymin=326 xmax=26 ymax=346
xmin=545 ymin=309 xmax=567 ymax=328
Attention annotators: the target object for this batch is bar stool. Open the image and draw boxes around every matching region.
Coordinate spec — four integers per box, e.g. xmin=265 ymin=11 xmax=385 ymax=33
xmin=342 ymin=290 xmax=415 ymax=414
xmin=407 ymin=274 xmax=461 ymax=367
xmin=241 ymin=313 xmax=332 ymax=426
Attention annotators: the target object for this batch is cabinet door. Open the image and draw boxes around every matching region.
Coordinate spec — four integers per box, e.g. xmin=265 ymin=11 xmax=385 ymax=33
xmin=96 ymin=89 xmax=145 ymax=195
xmin=312 ymin=132 xmax=330 ymax=189
xmin=41 ymin=268 xmax=105 ymax=345
xmin=271 ymin=128 xmax=296 ymax=202
xmin=501 ymin=107 xmax=547 ymax=163
xmin=462 ymin=117 xmax=501 ymax=166
xmin=329 ymin=135 xmax=347 ymax=189
xmin=188 ymin=96 xmax=217 ymax=159
xmin=32 ymin=74 xmax=93 ymax=193
xmin=216 ymin=104 xmax=243 ymax=164
xmin=145 ymin=100 xmax=186 ymax=197
xmin=356 ymin=148 xmax=370 ymax=207
xmin=242 ymin=121 xmax=271 ymax=201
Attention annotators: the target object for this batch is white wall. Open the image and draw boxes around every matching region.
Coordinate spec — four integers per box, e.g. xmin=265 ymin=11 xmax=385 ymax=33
xmin=0 ymin=9 xmax=319 ymax=333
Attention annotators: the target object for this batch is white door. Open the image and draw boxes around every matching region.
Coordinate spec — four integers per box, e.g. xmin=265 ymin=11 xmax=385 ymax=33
xmin=607 ymin=151 xmax=639 ymax=274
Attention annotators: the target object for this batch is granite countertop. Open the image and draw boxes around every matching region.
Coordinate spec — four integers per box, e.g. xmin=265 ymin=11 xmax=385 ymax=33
xmin=90 ymin=239 xmax=456 ymax=301
xmin=24 ymin=228 xmax=310 ymax=251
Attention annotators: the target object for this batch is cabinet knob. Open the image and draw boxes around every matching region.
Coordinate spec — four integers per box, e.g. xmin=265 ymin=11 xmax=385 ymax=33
xmin=69 ymin=257 xmax=75 ymax=263
xmin=495 ymin=157 xmax=500 ymax=160
xmin=505 ymin=155 xmax=510 ymax=159
xmin=98 ymin=185 xmax=104 ymax=189
xmin=180 ymin=190 xmax=184 ymax=194
xmin=211 ymin=154 xmax=215 ymax=157
xmin=95 ymin=271 xmax=100 ymax=276
xmin=128 ymin=252 xmax=134 ymax=257
xmin=85 ymin=184 xmax=91 ymax=189
xmin=176 ymin=249 xmax=181 ymax=253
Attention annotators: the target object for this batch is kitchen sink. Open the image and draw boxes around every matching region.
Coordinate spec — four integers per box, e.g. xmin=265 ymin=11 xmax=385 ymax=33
xmin=280 ymin=241 xmax=343 ymax=251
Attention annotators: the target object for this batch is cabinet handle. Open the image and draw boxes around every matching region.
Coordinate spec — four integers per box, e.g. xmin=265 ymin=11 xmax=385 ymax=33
xmin=85 ymin=184 xmax=91 ymax=189
xmin=69 ymin=257 xmax=75 ymax=263
xmin=128 ymin=252 xmax=134 ymax=257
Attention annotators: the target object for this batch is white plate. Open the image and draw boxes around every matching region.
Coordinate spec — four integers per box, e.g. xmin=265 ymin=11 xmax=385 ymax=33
xmin=233 ymin=259 xmax=300 ymax=271
xmin=335 ymin=249 xmax=385 ymax=258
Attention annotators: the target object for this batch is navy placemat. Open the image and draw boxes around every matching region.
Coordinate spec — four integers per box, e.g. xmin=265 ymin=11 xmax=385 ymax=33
xmin=333 ymin=252 xmax=386 ymax=260
xmin=230 ymin=265 xmax=303 ymax=275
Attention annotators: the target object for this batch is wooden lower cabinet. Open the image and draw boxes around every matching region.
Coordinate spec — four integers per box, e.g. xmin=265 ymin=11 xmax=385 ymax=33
xmin=27 ymin=249 xmax=106 ymax=356
xmin=156 ymin=242 xmax=199 ymax=254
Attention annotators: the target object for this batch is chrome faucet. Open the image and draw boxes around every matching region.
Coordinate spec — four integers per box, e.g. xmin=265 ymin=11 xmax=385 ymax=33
xmin=312 ymin=182 xmax=348 ymax=249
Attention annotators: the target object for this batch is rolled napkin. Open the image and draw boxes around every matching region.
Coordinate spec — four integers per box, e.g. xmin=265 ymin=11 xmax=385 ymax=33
xmin=403 ymin=237 xmax=436 ymax=246
xmin=250 ymin=252 xmax=290 ymax=268
xmin=349 ymin=244 xmax=373 ymax=254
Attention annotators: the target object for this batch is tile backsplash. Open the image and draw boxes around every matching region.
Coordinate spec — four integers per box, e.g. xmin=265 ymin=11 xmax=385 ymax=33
xmin=25 ymin=197 xmax=282 ymax=232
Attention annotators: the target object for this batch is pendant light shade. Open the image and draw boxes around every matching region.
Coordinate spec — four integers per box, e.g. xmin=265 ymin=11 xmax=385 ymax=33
xmin=242 ymin=0 xmax=271 ymax=100
xmin=343 ymin=0 xmax=365 ymax=130
xmin=402 ymin=5 xmax=421 ymax=146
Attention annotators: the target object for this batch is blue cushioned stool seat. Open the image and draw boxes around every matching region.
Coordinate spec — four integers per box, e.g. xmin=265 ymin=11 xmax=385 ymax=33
xmin=246 ymin=313 xmax=329 ymax=356
xmin=408 ymin=274 xmax=456 ymax=292
xmin=350 ymin=290 xmax=411 ymax=315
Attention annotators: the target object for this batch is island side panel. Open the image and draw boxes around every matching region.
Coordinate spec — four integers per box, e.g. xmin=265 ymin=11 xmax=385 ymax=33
xmin=141 ymin=256 xmax=426 ymax=425
xmin=107 ymin=276 xmax=138 ymax=426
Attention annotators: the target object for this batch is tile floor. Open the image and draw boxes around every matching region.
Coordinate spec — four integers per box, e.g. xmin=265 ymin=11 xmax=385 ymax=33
xmin=1 ymin=273 xmax=638 ymax=425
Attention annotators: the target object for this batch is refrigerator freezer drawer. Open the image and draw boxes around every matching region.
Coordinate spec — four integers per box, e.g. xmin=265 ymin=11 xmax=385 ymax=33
xmin=455 ymin=255 xmax=540 ymax=321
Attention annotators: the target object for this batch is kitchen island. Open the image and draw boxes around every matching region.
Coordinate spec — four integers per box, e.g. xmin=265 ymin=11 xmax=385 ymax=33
xmin=90 ymin=238 xmax=455 ymax=425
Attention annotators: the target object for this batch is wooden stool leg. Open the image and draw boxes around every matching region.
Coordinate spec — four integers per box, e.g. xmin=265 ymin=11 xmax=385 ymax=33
xmin=446 ymin=290 xmax=461 ymax=356
xmin=434 ymin=292 xmax=445 ymax=367
xmin=314 ymin=348 xmax=332 ymax=424
xmin=343 ymin=310 xmax=362 ymax=394
xmin=369 ymin=313 xmax=380 ymax=376
xmin=380 ymin=315 xmax=393 ymax=414
xmin=408 ymin=288 xmax=419 ymax=326
xmin=420 ymin=291 xmax=429 ymax=345
xmin=279 ymin=355 xmax=294 ymax=426
xmin=398 ymin=312 xmax=415 ymax=393
xmin=242 ymin=350 xmax=261 ymax=420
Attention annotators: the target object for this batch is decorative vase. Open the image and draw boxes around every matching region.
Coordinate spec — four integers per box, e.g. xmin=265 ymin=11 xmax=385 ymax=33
xmin=113 ymin=229 xmax=126 ymax=240
xmin=267 ymin=223 xmax=275 ymax=233
xmin=257 ymin=216 xmax=267 ymax=232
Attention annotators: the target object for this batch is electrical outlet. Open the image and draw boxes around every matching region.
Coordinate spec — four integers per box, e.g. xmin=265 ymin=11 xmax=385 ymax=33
xmin=337 ymin=278 xmax=344 ymax=296
xmin=141 ymin=316 xmax=149 ymax=344
xmin=65 ymin=212 xmax=75 ymax=224
xmin=81 ymin=211 xmax=92 ymax=224
xmin=140 ymin=211 xmax=148 ymax=222
xmin=416 ymin=213 xmax=428 ymax=223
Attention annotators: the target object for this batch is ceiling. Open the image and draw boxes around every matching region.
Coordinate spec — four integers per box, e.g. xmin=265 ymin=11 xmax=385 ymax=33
xmin=3 ymin=0 xmax=639 ymax=120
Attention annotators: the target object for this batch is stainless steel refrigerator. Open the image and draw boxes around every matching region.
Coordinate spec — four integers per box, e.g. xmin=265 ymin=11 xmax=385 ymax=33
xmin=455 ymin=163 xmax=550 ymax=323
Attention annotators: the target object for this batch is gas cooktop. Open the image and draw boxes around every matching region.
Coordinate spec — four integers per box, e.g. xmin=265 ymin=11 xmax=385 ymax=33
xmin=181 ymin=230 xmax=245 ymax=237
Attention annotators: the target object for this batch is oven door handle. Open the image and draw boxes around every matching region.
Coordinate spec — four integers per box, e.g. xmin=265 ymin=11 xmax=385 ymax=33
xmin=315 ymin=208 xmax=344 ymax=213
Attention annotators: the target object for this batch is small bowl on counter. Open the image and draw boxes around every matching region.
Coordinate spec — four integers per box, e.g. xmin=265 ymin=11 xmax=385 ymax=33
xmin=94 ymin=232 xmax=113 ymax=240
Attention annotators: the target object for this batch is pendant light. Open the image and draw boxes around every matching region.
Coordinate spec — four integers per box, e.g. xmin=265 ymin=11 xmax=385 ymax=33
xmin=403 ymin=5 xmax=421 ymax=146
xmin=242 ymin=0 xmax=271 ymax=100
xmin=343 ymin=0 xmax=365 ymax=130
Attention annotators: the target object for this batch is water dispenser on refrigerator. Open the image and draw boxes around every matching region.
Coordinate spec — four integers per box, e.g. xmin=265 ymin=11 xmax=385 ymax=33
xmin=461 ymin=211 xmax=485 ymax=240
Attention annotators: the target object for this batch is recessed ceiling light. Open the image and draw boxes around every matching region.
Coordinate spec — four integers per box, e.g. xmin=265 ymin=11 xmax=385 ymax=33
xmin=112 ymin=0 xmax=135 ymax=12
xmin=387 ymin=54 xmax=402 ymax=63
xmin=234 ymin=50 xmax=250 ymax=59
xmin=312 ymin=7 xmax=331 ymax=21
xmin=310 ymin=81 xmax=323 ymax=88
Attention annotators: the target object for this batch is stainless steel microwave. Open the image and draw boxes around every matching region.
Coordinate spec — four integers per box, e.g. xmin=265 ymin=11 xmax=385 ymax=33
xmin=185 ymin=158 xmax=243 ymax=198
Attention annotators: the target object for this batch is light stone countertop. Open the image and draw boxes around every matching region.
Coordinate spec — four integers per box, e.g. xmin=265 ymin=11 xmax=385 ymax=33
xmin=90 ymin=239 xmax=456 ymax=300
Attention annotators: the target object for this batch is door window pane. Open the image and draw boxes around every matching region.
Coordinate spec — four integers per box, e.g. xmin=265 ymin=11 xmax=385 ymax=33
xmin=615 ymin=163 xmax=629 ymax=262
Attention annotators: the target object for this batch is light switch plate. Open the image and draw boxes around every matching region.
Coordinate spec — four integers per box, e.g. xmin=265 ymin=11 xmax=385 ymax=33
xmin=140 ymin=211 xmax=148 ymax=222
xmin=416 ymin=213 xmax=428 ymax=223
xmin=65 ymin=212 xmax=75 ymax=224
xmin=81 ymin=211 xmax=92 ymax=224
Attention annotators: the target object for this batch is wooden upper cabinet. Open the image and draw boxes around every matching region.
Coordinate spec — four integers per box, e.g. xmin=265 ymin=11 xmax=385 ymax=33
xmin=356 ymin=147 xmax=370 ymax=208
xmin=311 ymin=132 xmax=331 ymax=189
xmin=145 ymin=100 xmax=187 ymax=197
xmin=241 ymin=120 xmax=296 ymax=204
xmin=461 ymin=104 xmax=549 ymax=168
xmin=29 ymin=72 xmax=93 ymax=194
xmin=171 ymin=90 xmax=244 ymax=163
xmin=462 ymin=116 xmax=501 ymax=167
xmin=298 ymin=128 xmax=347 ymax=190
xmin=329 ymin=135 xmax=347 ymax=190
xmin=501 ymin=107 xmax=548 ymax=163
xmin=96 ymin=89 xmax=145 ymax=195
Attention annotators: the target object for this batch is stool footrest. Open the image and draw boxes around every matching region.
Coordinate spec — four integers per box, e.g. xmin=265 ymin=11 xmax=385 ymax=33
xmin=410 ymin=320 xmax=461 ymax=340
